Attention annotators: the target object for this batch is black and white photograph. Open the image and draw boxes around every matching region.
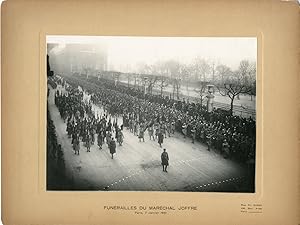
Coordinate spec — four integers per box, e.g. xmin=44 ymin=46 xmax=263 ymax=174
xmin=46 ymin=36 xmax=256 ymax=192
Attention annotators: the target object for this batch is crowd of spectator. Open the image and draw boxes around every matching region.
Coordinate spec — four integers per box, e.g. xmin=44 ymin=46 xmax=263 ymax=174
xmin=61 ymin=75 xmax=255 ymax=163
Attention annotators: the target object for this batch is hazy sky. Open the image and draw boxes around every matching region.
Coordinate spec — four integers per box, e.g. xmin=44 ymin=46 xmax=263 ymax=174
xmin=47 ymin=36 xmax=257 ymax=71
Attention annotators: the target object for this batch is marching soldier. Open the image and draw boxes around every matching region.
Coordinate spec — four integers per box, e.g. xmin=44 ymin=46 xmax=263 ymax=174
xmin=117 ymin=129 xmax=124 ymax=146
xmin=129 ymin=119 xmax=133 ymax=133
xmin=106 ymin=131 xmax=112 ymax=147
xmin=182 ymin=123 xmax=187 ymax=138
xmin=166 ymin=121 xmax=172 ymax=137
xmin=138 ymin=126 xmax=145 ymax=142
xmin=133 ymin=121 xmax=138 ymax=136
xmin=206 ymin=133 xmax=212 ymax=151
xmin=109 ymin=138 xmax=117 ymax=159
xmin=191 ymin=126 xmax=196 ymax=144
xmin=148 ymin=125 xmax=154 ymax=140
xmin=86 ymin=133 xmax=91 ymax=152
xmin=73 ymin=137 xmax=80 ymax=155
xmin=154 ymin=122 xmax=160 ymax=140
xmin=161 ymin=148 xmax=169 ymax=172
xmin=90 ymin=126 xmax=96 ymax=145
xmin=97 ymin=131 xmax=103 ymax=149
xmin=158 ymin=130 xmax=164 ymax=148
xmin=222 ymin=139 xmax=230 ymax=158
xmin=171 ymin=120 xmax=176 ymax=134
xmin=161 ymin=122 xmax=167 ymax=138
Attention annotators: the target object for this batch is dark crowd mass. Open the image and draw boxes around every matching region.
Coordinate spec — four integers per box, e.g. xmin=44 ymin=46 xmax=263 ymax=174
xmin=51 ymin=74 xmax=255 ymax=164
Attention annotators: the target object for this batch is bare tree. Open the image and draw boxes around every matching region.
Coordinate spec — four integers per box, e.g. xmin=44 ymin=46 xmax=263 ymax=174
xmin=171 ymin=78 xmax=181 ymax=100
xmin=210 ymin=61 xmax=217 ymax=83
xmin=217 ymin=71 xmax=252 ymax=115
xmin=248 ymin=62 xmax=256 ymax=101
xmin=133 ymin=74 xmax=139 ymax=89
xmin=200 ymin=60 xmax=210 ymax=82
xmin=125 ymin=73 xmax=132 ymax=88
xmin=239 ymin=60 xmax=250 ymax=85
xmin=216 ymin=64 xmax=232 ymax=84
xmin=249 ymin=82 xmax=256 ymax=101
xmin=192 ymin=57 xmax=210 ymax=81
xmin=194 ymin=81 xmax=209 ymax=108
xmin=248 ymin=61 xmax=256 ymax=83
xmin=178 ymin=64 xmax=192 ymax=97
xmin=191 ymin=57 xmax=201 ymax=81
xmin=136 ymin=63 xmax=160 ymax=94
xmin=164 ymin=60 xmax=181 ymax=78
xmin=143 ymin=75 xmax=158 ymax=95
xmin=158 ymin=76 xmax=169 ymax=96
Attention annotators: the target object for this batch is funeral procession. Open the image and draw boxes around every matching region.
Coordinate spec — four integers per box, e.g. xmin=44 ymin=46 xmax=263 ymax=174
xmin=46 ymin=36 xmax=256 ymax=192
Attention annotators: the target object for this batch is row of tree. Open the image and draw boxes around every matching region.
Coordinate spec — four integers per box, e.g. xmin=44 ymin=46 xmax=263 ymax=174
xmin=113 ymin=59 xmax=255 ymax=114
xmin=76 ymin=58 xmax=255 ymax=115
xmin=134 ymin=58 xmax=256 ymax=85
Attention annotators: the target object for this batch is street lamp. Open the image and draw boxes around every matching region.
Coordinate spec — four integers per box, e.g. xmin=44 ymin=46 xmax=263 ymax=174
xmin=114 ymin=73 xmax=120 ymax=87
xmin=97 ymin=71 xmax=101 ymax=81
xmin=173 ymin=77 xmax=181 ymax=100
xmin=143 ymin=76 xmax=148 ymax=96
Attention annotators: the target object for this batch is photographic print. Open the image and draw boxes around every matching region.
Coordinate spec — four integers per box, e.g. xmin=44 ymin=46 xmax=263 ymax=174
xmin=46 ymin=36 xmax=256 ymax=192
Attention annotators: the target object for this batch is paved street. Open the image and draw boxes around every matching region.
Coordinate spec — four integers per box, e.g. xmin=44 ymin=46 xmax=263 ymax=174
xmin=48 ymin=86 xmax=248 ymax=192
